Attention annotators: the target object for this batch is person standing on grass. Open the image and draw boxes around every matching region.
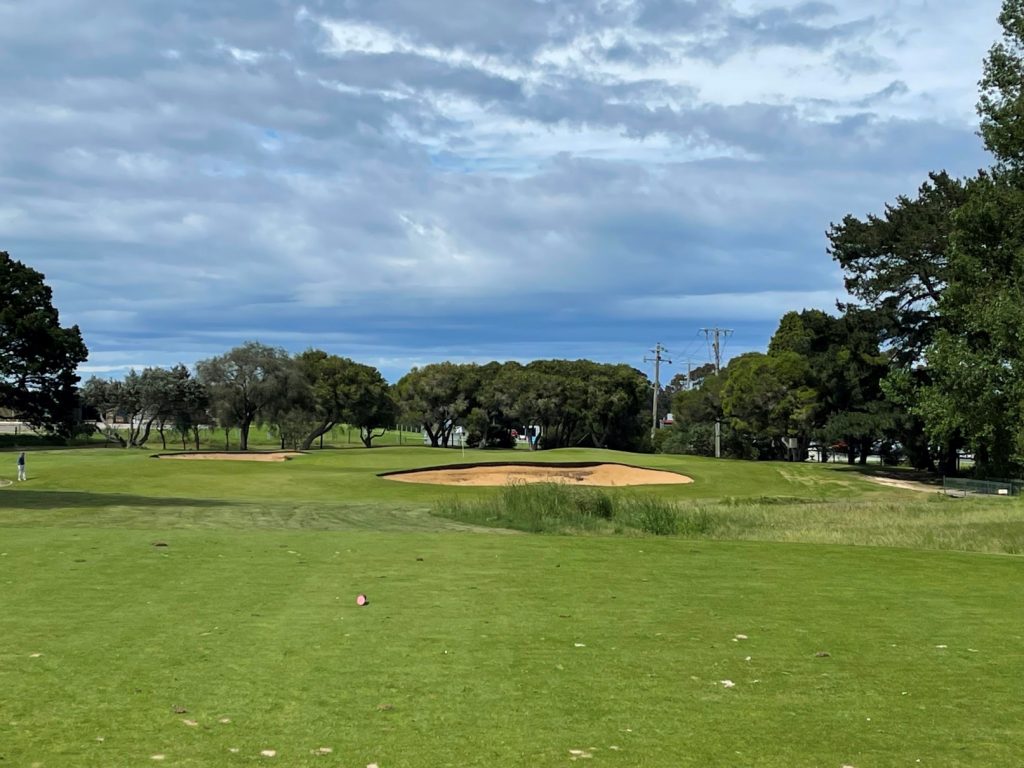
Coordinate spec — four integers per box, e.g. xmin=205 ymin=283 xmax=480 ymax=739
xmin=17 ymin=451 xmax=26 ymax=482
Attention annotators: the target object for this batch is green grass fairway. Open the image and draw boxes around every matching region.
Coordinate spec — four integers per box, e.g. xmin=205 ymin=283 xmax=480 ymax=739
xmin=1 ymin=447 xmax=1023 ymax=765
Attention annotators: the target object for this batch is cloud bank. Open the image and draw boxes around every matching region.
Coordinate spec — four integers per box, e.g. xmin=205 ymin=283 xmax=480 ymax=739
xmin=0 ymin=0 xmax=1000 ymax=379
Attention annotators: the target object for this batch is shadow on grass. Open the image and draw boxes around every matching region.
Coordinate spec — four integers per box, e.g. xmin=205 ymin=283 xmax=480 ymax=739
xmin=0 ymin=489 xmax=233 ymax=510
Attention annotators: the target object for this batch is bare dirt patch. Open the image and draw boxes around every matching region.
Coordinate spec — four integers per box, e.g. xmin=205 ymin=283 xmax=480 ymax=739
xmin=155 ymin=452 xmax=302 ymax=462
xmin=862 ymin=476 xmax=939 ymax=493
xmin=383 ymin=463 xmax=693 ymax=487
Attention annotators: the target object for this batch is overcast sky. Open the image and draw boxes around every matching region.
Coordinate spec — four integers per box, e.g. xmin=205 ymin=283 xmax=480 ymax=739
xmin=0 ymin=0 xmax=1001 ymax=382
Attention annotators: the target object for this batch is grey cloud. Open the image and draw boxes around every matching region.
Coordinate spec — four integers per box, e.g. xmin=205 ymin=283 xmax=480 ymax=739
xmin=311 ymin=51 xmax=526 ymax=104
xmin=319 ymin=0 xmax=629 ymax=58
xmin=598 ymin=37 xmax=676 ymax=66
xmin=634 ymin=0 xmax=723 ymax=31
xmin=832 ymin=47 xmax=897 ymax=75
xmin=854 ymin=80 xmax=909 ymax=107
xmin=685 ymin=11 xmax=877 ymax=64
xmin=633 ymin=0 xmax=870 ymax=63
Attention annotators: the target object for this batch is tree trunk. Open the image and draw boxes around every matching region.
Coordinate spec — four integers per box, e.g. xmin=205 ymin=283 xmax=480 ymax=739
xmin=135 ymin=416 xmax=156 ymax=448
xmin=97 ymin=418 xmax=127 ymax=447
xmin=300 ymin=420 xmax=335 ymax=451
xmin=937 ymin=441 xmax=960 ymax=476
xmin=193 ymin=426 xmax=201 ymax=451
xmin=239 ymin=419 xmax=251 ymax=451
xmin=158 ymin=422 xmax=167 ymax=450
xmin=181 ymin=432 xmax=188 ymax=450
xmin=361 ymin=427 xmax=386 ymax=448
xmin=425 ymin=425 xmax=440 ymax=447
xmin=224 ymin=427 xmax=230 ymax=450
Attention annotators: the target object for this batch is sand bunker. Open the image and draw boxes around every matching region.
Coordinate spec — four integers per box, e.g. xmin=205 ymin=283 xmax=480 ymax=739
xmin=384 ymin=462 xmax=693 ymax=487
xmin=155 ymin=452 xmax=302 ymax=462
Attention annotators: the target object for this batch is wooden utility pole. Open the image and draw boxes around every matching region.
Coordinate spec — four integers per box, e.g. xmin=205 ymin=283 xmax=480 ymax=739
xmin=644 ymin=343 xmax=671 ymax=441
xmin=701 ymin=328 xmax=733 ymax=457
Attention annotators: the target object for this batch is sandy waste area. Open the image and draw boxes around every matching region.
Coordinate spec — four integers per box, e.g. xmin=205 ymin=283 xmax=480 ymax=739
xmin=156 ymin=452 xmax=301 ymax=462
xmin=386 ymin=463 xmax=693 ymax=487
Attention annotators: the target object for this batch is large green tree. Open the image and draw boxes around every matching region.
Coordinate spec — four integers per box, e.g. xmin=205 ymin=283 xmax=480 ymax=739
xmin=394 ymin=363 xmax=473 ymax=447
xmin=827 ymin=172 xmax=968 ymax=366
xmin=721 ymin=352 xmax=817 ymax=460
xmin=769 ymin=309 xmax=895 ymax=464
xmin=0 ymin=252 xmax=88 ymax=436
xmin=916 ymin=0 xmax=1024 ymax=474
xmin=196 ymin=342 xmax=292 ymax=451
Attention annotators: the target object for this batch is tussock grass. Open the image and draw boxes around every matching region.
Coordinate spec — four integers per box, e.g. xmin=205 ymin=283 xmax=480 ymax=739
xmin=434 ymin=483 xmax=1024 ymax=553
xmin=434 ymin=482 xmax=621 ymax=534
xmin=436 ymin=483 xmax=709 ymax=537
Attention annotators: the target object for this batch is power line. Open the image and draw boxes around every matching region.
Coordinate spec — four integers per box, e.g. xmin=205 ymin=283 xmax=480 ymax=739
xmin=700 ymin=327 xmax=734 ymax=374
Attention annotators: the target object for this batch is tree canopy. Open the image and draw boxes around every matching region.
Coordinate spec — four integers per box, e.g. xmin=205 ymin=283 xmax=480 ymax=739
xmin=0 ymin=252 xmax=88 ymax=436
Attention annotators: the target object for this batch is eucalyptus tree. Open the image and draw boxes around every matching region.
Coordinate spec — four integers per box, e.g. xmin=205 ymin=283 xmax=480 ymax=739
xmin=196 ymin=342 xmax=293 ymax=451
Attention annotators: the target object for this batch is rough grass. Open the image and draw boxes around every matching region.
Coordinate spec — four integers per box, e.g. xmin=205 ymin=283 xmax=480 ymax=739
xmin=432 ymin=480 xmax=1024 ymax=554
xmin=433 ymin=484 xmax=682 ymax=536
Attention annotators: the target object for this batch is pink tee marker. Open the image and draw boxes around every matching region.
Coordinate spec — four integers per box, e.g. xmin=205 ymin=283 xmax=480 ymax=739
xmin=356 ymin=594 xmax=369 ymax=606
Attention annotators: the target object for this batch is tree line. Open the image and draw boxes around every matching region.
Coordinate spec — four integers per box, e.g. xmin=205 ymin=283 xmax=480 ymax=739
xmin=79 ymin=352 xmax=651 ymax=452
xmin=665 ymin=0 xmax=1024 ymax=477
xmin=0 ymin=255 xmax=652 ymax=452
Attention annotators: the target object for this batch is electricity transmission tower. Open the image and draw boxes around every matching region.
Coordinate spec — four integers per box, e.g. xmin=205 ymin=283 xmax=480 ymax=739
xmin=644 ymin=343 xmax=671 ymax=440
xmin=701 ymin=327 xmax=733 ymax=457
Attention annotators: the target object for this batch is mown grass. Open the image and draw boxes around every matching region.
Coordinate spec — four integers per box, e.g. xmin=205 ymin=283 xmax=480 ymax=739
xmin=2 ymin=529 xmax=1023 ymax=767
xmin=1 ymin=447 xmax=1023 ymax=765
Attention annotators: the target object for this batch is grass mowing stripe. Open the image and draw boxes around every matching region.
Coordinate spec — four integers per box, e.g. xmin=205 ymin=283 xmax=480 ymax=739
xmin=1 ymin=530 xmax=1022 ymax=766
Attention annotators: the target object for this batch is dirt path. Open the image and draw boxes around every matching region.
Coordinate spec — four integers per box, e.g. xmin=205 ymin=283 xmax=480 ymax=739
xmin=862 ymin=475 xmax=939 ymax=493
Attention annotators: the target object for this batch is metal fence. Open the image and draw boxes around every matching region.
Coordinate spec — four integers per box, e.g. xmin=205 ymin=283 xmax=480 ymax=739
xmin=942 ymin=477 xmax=1021 ymax=497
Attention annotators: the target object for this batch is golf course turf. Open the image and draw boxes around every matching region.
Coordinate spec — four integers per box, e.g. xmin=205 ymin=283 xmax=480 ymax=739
xmin=1 ymin=445 xmax=1022 ymax=766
